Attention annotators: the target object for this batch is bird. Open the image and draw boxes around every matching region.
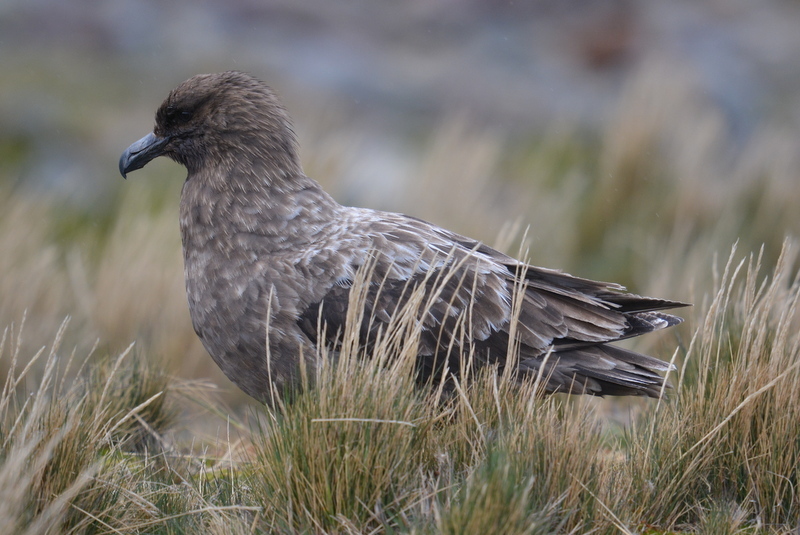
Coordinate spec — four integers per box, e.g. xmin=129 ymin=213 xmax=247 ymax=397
xmin=119 ymin=71 xmax=687 ymax=402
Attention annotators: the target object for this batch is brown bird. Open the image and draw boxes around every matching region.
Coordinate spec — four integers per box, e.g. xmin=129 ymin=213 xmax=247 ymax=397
xmin=120 ymin=71 xmax=686 ymax=402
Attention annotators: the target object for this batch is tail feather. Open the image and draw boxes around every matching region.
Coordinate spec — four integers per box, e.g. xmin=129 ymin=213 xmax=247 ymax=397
xmin=604 ymin=295 xmax=691 ymax=314
xmin=552 ymin=310 xmax=683 ymax=352
xmin=521 ymin=343 xmax=676 ymax=398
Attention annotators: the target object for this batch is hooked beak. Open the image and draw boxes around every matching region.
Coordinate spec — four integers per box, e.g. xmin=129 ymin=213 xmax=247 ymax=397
xmin=119 ymin=132 xmax=170 ymax=178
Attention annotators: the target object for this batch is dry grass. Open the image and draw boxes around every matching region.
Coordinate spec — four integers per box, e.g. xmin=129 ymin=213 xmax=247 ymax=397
xmin=622 ymin=242 xmax=800 ymax=530
xmin=5 ymin=241 xmax=799 ymax=533
xmin=2 ymin=63 xmax=800 ymax=532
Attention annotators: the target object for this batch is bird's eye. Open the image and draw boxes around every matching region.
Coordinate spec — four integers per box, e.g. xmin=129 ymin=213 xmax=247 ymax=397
xmin=164 ymin=106 xmax=193 ymax=125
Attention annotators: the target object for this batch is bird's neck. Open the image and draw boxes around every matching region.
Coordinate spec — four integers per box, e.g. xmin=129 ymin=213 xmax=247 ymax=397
xmin=205 ymin=142 xmax=303 ymax=192
xmin=180 ymin=158 xmax=340 ymax=252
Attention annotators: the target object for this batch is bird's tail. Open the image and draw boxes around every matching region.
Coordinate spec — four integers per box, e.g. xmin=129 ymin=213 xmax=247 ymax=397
xmin=521 ymin=342 xmax=676 ymax=398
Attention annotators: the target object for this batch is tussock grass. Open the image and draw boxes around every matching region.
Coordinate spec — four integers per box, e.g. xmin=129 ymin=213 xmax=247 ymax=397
xmin=251 ymin=352 xmax=432 ymax=532
xmin=3 ymin=217 xmax=800 ymax=533
xmin=0 ymin=319 xmax=260 ymax=533
xmin=431 ymin=378 xmax=614 ymax=534
xmin=621 ymin=241 xmax=800 ymax=530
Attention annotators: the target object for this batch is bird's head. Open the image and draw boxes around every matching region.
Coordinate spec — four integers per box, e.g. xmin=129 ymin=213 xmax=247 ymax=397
xmin=119 ymin=71 xmax=300 ymax=179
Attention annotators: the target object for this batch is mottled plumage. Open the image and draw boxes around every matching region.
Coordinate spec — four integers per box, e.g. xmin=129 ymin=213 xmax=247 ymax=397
xmin=120 ymin=71 xmax=687 ymax=402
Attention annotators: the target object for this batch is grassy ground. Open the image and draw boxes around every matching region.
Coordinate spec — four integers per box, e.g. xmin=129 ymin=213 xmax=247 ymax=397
xmin=2 ymin=66 xmax=800 ymax=533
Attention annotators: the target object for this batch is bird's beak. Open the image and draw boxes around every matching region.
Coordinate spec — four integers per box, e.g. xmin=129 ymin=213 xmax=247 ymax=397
xmin=119 ymin=132 xmax=170 ymax=178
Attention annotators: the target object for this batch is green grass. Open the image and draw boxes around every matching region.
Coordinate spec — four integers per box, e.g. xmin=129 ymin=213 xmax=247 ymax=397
xmin=3 ymin=64 xmax=800 ymax=532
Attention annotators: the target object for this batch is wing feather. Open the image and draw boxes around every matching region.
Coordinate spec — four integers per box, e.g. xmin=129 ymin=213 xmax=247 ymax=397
xmin=297 ymin=209 xmax=687 ymax=396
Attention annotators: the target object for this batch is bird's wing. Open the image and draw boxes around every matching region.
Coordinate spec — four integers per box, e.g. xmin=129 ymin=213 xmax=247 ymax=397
xmin=297 ymin=210 xmax=684 ymax=393
xmin=298 ymin=211 xmax=512 ymax=354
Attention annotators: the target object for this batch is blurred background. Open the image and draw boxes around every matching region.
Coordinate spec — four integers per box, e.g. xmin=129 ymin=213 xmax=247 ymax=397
xmin=2 ymin=0 xmax=800 ymax=407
